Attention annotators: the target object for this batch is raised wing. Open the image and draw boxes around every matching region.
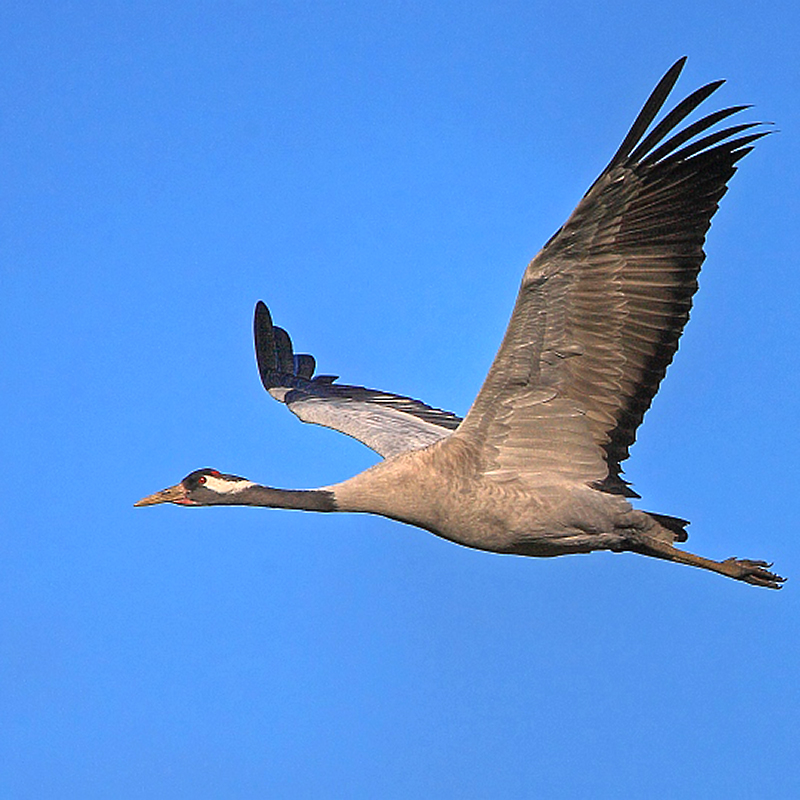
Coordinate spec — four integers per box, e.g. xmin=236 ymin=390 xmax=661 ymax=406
xmin=254 ymin=302 xmax=462 ymax=459
xmin=453 ymin=58 xmax=768 ymax=495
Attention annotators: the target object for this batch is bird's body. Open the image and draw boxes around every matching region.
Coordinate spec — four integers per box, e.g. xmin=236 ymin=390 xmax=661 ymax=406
xmin=329 ymin=439 xmax=642 ymax=558
xmin=137 ymin=59 xmax=785 ymax=588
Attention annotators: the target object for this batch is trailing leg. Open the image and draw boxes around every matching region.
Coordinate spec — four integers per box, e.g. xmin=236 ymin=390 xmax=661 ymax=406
xmin=626 ymin=533 xmax=786 ymax=589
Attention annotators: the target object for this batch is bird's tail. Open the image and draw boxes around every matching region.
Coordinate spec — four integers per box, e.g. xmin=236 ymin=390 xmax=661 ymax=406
xmin=646 ymin=512 xmax=690 ymax=543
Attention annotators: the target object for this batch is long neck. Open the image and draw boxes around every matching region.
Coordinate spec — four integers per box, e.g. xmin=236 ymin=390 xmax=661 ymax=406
xmin=223 ymin=483 xmax=338 ymax=511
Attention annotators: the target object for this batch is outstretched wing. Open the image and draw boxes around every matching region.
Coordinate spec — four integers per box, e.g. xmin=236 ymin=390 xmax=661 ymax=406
xmin=254 ymin=302 xmax=462 ymax=459
xmin=453 ymin=58 xmax=768 ymax=495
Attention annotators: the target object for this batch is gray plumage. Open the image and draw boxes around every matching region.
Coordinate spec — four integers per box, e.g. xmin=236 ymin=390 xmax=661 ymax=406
xmin=136 ymin=59 xmax=784 ymax=589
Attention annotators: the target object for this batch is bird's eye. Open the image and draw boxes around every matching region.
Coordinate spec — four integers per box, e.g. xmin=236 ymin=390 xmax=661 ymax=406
xmin=198 ymin=476 xmax=207 ymax=485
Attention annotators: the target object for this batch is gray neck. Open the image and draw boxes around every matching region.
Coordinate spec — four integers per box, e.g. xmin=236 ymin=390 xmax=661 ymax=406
xmin=226 ymin=484 xmax=337 ymax=511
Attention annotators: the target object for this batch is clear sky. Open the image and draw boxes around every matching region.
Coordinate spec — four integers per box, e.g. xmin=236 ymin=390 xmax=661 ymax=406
xmin=3 ymin=2 xmax=799 ymax=797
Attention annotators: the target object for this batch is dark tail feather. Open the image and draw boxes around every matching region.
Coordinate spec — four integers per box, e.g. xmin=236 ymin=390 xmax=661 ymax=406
xmin=647 ymin=512 xmax=690 ymax=542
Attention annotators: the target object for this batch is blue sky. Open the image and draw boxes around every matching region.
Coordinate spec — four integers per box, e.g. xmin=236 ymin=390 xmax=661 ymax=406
xmin=3 ymin=2 xmax=799 ymax=797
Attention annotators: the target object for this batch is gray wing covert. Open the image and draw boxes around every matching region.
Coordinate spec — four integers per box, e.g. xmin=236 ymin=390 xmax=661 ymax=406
xmin=254 ymin=302 xmax=462 ymax=459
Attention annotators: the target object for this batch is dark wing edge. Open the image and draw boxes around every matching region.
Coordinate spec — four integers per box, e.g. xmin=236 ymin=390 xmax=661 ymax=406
xmin=254 ymin=302 xmax=462 ymax=458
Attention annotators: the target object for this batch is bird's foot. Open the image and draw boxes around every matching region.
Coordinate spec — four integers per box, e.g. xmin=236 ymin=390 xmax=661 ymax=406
xmin=721 ymin=558 xmax=786 ymax=589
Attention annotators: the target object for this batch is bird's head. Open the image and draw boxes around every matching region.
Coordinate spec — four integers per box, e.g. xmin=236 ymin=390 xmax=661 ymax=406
xmin=134 ymin=468 xmax=255 ymax=507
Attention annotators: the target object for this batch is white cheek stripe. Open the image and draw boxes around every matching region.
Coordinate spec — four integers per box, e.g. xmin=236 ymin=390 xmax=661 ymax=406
xmin=204 ymin=475 xmax=256 ymax=494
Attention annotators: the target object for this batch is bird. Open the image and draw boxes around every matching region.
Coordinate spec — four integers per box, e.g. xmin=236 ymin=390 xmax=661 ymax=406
xmin=135 ymin=58 xmax=785 ymax=589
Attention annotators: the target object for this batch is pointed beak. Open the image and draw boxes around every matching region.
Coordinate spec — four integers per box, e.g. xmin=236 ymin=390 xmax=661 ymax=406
xmin=134 ymin=483 xmax=190 ymax=507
